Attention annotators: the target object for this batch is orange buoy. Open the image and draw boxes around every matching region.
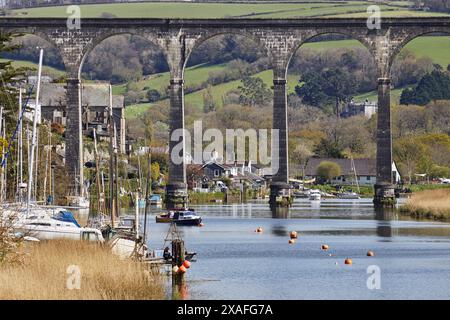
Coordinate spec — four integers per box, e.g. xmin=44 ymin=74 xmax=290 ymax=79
xmin=172 ymin=266 xmax=179 ymax=273
xmin=367 ymin=250 xmax=375 ymax=257
xmin=290 ymin=231 xmax=298 ymax=239
xmin=344 ymin=258 xmax=353 ymax=265
xmin=321 ymin=244 xmax=329 ymax=251
xmin=178 ymin=265 xmax=187 ymax=274
xmin=256 ymin=227 xmax=263 ymax=233
xmin=182 ymin=260 xmax=191 ymax=269
xmin=288 ymin=239 xmax=296 ymax=244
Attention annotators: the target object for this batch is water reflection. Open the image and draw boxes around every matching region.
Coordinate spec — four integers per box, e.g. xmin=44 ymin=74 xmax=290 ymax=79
xmin=271 ymin=207 xmax=290 ymax=219
xmin=374 ymin=207 xmax=396 ymax=239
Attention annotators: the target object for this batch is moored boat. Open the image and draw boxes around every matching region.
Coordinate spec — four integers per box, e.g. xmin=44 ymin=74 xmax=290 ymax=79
xmin=155 ymin=209 xmax=202 ymax=225
xmin=172 ymin=210 xmax=202 ymax=226
xmin=155 ymin=211 xmax=173 ymax=223
xmin=337 ymin=191 xmax=360 ymax=199
xmin=309 ymin=189 xmax=321 ymax=201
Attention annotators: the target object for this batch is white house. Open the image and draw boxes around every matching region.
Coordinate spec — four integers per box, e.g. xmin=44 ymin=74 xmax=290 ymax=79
xmin=304 ymin=158 xmax=401 ymax=186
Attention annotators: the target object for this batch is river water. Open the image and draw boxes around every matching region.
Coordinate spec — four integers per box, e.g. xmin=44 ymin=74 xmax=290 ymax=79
xmin=140 ymin=199 xmax=450 ymax=300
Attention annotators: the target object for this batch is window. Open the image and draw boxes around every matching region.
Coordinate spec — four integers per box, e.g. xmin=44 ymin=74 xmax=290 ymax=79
xmin=214 ymin=169 xmax=220 ymax=177
xmin=367 ymin=176 xmax=371 ymax=181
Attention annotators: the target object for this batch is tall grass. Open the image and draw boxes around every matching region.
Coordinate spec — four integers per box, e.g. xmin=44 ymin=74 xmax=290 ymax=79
xmin=400 ymin=189 xmax=450 ymax=221
xmin=0 ymin=240 xmax=165 ymax=300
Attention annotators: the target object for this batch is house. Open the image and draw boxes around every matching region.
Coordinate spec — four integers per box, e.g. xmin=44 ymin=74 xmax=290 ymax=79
xmin=39 ymin=83 xmax=126 ymax=153
xmin=187 ymin=160 xmax=266 ymax=191
xmin=341 ymin=99 xmax=378 ymax=119
xmin=304 ymin=158 xmax=401 ymax=186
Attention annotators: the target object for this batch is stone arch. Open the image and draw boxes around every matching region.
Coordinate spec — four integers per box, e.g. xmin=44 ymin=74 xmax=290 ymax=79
xmin=388 ymin=28 xmax=450 ymax=74
xmin=1 ymin=28 xmax=67 ymax=72
xmin=78 ymin=29 xmax=168 ymax=80
xmin=284 ymin=29 xmax=376 ymax=80
xmin=181 ymin=29 xmax=271 ymax=79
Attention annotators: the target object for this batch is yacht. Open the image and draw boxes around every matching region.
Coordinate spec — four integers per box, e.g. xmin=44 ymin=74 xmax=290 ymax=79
xmin=337 ymin=191 xmax=360 ymax=199
xmin=67 ymin=196 xmax=90 ymax=209
xmin=309 ymin=189 xmax=322 ymax=201
xmin=17 ymin=217 xmax=104 ymax=242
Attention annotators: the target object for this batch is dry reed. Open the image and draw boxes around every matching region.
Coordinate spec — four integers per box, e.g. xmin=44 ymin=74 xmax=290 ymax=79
xmin=401 ymin=188 xmax=450 ymax=220
xmin=0 ymin=240 xmax=165 ymax=300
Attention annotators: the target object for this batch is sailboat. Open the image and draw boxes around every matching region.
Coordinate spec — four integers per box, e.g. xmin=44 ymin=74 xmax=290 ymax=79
xmin=0 ymin=49 xmax=103 ymax=242
xmin=337 ymin=157 xmax=361 ymax=199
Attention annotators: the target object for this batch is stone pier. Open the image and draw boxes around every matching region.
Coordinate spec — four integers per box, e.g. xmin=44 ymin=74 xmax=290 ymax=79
xmin=269 ymin=78 xmax=292 ymax=208
xmin=65 ymin=77 xmax=83 ymax=195
xmin=166 ymin=78 xmax=188 ymax=209
xmin=374 ymin=78 xmax=396 ymax=207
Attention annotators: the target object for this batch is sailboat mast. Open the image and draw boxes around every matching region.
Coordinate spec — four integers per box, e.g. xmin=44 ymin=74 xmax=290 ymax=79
xmin=19 ymin=88 xmax=23 ymax=201
xmin=0 ymin=106 xmax=3 ymax=203
xmin=108 ymin=85 xmax=115 ymax=226
xmin=27 ymin=48 xmax=43 ymax=216
xmin=93 ymin=128 xmax=103 ymax=214
xmin=113 ymin=122 xmax=120 ymax=218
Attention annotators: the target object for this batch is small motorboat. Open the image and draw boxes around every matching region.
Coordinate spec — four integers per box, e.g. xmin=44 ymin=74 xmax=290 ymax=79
xmin=337 ymin=191 xmax=360 ymax=199
xmin=155 ymin=211 xmax=173 ymax=223
xmin=309 ymin=189 xmax=321 ymax=201
xmin=155 ymin=209 xmax=202 ymax=226
xmin=172 ymin=210 xmax=202 ymax=226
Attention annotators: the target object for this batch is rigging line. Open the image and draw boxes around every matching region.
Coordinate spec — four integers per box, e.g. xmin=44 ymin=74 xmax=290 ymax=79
xmin=1 ymin=84 xmax=35 ymax=168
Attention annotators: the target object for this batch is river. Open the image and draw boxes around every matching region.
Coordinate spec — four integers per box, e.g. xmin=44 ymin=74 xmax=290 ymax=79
xmin=134 ymin=199 xmax=450 ymax=299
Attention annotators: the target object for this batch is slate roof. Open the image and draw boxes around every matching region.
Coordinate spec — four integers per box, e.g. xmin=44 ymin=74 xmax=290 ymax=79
xmin=304 ymin=158 xmax=377 ymax=176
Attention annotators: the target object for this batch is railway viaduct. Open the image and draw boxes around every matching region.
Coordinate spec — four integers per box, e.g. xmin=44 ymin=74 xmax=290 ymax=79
xmin=1 ymin=17 xmax=449 ymax=207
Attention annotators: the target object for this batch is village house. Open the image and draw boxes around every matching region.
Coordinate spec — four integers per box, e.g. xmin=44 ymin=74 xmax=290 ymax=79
xmin=303 ymin=158 xmax=401 ymax=186
xmin=39 ymin=82 xmax=127 ymax=153
xmin=341 ymin=99 xmax=378 ymax=119
xmin=187 ymin=160 xmax=266 ymax=192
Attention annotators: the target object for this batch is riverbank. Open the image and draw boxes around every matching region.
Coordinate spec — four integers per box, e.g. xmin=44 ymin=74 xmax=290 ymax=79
xmin=400 ymin=188 xmax=450 ymax=221
xmin=0 ymin=240 xmax=164 ymax=299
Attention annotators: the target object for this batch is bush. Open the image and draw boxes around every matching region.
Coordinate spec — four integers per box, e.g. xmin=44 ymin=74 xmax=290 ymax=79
xmin=316 ymin=161 xmax=341 ymax=182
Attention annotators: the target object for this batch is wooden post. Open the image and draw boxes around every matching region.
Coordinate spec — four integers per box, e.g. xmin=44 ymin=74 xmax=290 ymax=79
xmin=171 ymin=239 xmax=185 ymax=286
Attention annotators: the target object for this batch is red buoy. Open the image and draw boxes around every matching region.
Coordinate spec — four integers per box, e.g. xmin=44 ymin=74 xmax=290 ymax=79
xmin=344 ymin=258 xmax=353 ymax=265
xmin=290 ymin=231 xmax=298 ymax=239
xmin=178 ymin=265 xmax=187 ymax=274
xmin=321 ymin=244 xmax=329 ymax=251
xmin=288 ymin=239 xmax=296 ymax=244
xmin=182 ymin=260 xmax=191 ymax=269
xmin=367 ymin=250 xmax=375 ymax=257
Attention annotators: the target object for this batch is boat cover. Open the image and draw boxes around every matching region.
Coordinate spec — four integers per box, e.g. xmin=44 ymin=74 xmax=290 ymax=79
xmin=53 ymin=210 xmax=81 ymax=228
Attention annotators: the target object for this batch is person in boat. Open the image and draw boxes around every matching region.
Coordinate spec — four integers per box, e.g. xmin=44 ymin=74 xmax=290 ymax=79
xmin=163 ymin=246 xmax=172 ymax=261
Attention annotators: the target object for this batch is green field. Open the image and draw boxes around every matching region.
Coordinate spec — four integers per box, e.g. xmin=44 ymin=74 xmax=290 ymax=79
xmin=0 ymin=58 xmax=66 ymax=78
xmin=8 ymin=1 xmax=449 ymax=19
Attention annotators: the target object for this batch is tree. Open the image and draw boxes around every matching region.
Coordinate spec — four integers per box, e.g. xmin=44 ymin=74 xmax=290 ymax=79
xmin=150 ymin=162 xmax=160 ymax=182
xmin=295 ymin=71 xmax=328 ymax=107
xmin=146 ymin=89 xmax=161 ymax=103
xmin=393 ymin=137 xmax=427 ymax=184
xmin=400 ymin=70 xmax=450 ymax=105
xmin=203 ymin=85 xmax=216 ymax=113
xmin=291 ymin=143 xmax=313 ymax=180
xmin=238 ymin=77 xmax=272 ymax=107
xmin=316 ymin=161 xmax=341 ymax=183
xmin=322 ymin=68 xmax=356 ymax=117
xmin=295 ymin=68 xmax=356 ymax=116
